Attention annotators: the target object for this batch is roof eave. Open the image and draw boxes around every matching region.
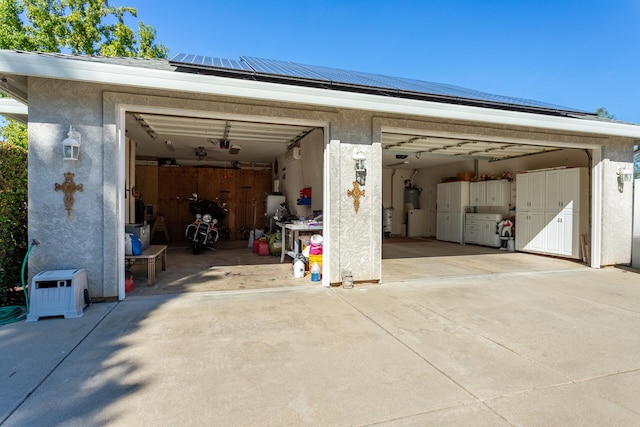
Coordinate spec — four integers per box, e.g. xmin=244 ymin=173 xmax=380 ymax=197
xmin=1 ymin=50 xmax=640 ymax=139
xmin=0 ymin=98 xmax=28 ymax=124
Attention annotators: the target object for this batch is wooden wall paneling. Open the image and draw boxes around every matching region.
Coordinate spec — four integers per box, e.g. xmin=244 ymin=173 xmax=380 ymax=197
xmin=135 ymin=165 xmax=159 ymax=219
xmin=253 ymin=169 xmax=271 ymax=229
xmin=236 ymin=169 xmax=255 ymax=240
xmin=154 ymin=166 xmax=273 ymax=243
xmin=197 ymin=167 xmax=237 ymax=239
xmin=158 ymin=167 xmax=198 ymax=242
xmin=219 ymin=168 xmax=236 ymax=239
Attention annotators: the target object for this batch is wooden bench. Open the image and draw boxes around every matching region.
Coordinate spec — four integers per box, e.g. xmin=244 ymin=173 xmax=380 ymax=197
xmin=125 ymin=245 xmax=167 ymax=286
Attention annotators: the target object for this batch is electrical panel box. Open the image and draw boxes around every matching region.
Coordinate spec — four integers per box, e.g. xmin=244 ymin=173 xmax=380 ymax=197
xmin=26 ymin=269 xmax=89 ymax=322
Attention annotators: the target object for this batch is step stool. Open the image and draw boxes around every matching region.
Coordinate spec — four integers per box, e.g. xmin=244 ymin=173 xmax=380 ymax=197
xmin=151 ymin=215 xmax=170 ymax=243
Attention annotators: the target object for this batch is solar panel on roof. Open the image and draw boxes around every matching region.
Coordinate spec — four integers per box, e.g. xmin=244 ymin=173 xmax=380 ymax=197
xmin=169 ymin=53 xmax=253 ymax=72
xmin=296 ymin=63 xmax=398 ymax=89
xmin=240 ymin=56 xmax=330 ymax=81
xmin=169 ymin=52 xmax=585 ymax=113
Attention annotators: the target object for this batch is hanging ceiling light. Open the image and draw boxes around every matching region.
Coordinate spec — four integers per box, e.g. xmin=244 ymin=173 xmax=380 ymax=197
xmin=195 ymin=146 xmax=207 ymax=160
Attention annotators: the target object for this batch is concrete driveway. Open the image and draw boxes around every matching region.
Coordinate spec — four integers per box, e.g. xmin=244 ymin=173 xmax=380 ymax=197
xmin=2 ymin=264 xmax=640 ymax=426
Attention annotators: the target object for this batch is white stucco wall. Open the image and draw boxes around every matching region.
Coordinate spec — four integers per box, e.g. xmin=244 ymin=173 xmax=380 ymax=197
xmin=24 ymin=76 xmax=637 ymax=297
xmin=27 ymin=78 xmax=111 ymax=297
xmin=599 ymin=137 xmax=634 ymax=265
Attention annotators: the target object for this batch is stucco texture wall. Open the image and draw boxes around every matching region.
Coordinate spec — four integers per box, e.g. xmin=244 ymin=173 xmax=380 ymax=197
xmin=600 ymin=137 xmax=634 ymax=265
xmin=25 ymin=76 xmax=636 ymax=299
xmin=27 ymin=78 xmax=109 ymax=297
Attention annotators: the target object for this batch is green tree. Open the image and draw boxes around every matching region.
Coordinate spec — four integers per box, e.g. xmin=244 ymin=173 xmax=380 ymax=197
xmin=0 ymin=0 xmax=168 ymax=298
xmin=0 ymin=119 xmax=27 ymax=149
xmin=0 ymin=0 xmax=168 ymax=57
xmin=595 ymin=107 xmax=615 ymax=120
xmin=0 ymin=0 xmax=168 ymax=146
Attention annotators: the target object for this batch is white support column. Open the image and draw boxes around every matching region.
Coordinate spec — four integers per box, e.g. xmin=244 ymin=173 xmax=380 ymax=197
xmin=591 ymin=147 xmax=602 ymax=268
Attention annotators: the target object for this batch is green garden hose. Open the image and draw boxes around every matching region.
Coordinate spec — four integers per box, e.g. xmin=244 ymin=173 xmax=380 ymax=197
xmin=0 ymin=240 xmax=38 ymax=325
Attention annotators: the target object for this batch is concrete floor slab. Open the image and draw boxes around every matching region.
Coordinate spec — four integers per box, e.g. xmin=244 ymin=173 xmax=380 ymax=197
xmin=3 ymin=240 xmax=640 ymax=425
xmin=0 ymin=301 xmax=117 ymax=423
xmin=485 ymin=378 xmax=640 ymax=425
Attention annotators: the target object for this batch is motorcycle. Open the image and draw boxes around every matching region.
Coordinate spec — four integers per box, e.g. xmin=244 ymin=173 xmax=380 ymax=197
xmin=185 ymin=194 xmax=228 ymax=254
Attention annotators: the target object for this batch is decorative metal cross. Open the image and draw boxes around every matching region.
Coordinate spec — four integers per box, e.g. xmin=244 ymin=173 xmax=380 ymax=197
xmin=347 ymin=181 xmax=365 ymax=214
xmin=55 ymin=172 xmax=83 ymax=219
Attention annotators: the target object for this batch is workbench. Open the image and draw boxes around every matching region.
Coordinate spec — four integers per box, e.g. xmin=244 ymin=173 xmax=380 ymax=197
xmin=276 ymin=221 xmax=323 ymax=263
xmin=125 ymin=245 xmax=167 ymax=285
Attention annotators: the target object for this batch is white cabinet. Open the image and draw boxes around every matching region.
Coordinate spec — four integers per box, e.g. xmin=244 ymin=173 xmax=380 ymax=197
xmin=437 ymin=211 xmax=463 ymax=243
xmin=515 ymin=168 xmax=587 ymax=259
xmin=436 ymin=182 xmax=469 ymax=243
xmin=469 ymin=182 xmax=486 ymax=206
xmin=470 ymin=180 xmax=510 ymax=206
xmin=516 ymin=211 xmax=545 ymax=252
xmin=407 ymin=209 xmax=427 ymax=237
xmin=465 ymin=213 xmax=501 ymax=247
xmin=486 ymin=180 xmax=511 ymax=206
xmin=516 ymin=172 xmax=545 ymax=211
xmin=544 ymin=211 xmax=578 ymax=257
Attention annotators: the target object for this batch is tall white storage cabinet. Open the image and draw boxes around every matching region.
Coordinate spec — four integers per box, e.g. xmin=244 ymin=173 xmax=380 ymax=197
xmin=515 ymin=168 xmax=587 ymax=259
xmin=436 ymin=181 xmax=470 ymax=243
xmin=515 ymin=171 xmax=546 ymax=252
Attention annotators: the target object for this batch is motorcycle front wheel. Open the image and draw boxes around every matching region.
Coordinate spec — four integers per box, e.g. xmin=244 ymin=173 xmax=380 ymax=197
xmin=193 ymin=232 xmax=206 ymax=254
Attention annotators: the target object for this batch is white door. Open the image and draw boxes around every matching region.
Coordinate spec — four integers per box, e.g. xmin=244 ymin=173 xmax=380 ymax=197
xmin=437 ymin=184 xmax=449 ymax=212
xmin=544 ymin=212 xmax=562 ymax=254
xmin=449 ymin=212 xmax=463 ymax=243
xmin=529 ymin=211 xmax=546 ymax=251
xmin=487 ymin=180 xmax=508 ymax=206
xmin=436 ymin=211 xmax=449 ymax=241
xmin=470 ymin=181 xmax=486 ymax=206
xmin=449 ymin=182 xmax=463 ymax=211
xmin=529 ymin=172 xmax=546 ymax=211
xmin=515 ymin=212 xmax=529 ymax=250
xmin=545 ymin=170 xmax=562 ymax=212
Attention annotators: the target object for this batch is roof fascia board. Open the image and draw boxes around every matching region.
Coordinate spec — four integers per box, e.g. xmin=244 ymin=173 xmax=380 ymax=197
xmin=0 ymin=98 xmax=28 ymax=123
xmin=2 ymin=50 xmax=640 ymax=139
xmin=0 ymin=97 xmax=28 ymax=114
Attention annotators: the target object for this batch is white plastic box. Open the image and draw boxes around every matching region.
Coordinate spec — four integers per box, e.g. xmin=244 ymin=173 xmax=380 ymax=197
xmin=125 ymin=224 xmax=150 ymax=250
xmin=26 ymin=269 xmax=89 ymax=322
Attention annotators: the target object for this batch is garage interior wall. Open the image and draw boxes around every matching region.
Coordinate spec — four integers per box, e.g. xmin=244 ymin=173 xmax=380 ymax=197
xmin=383 ymin=149 xmax=590 ymax=238
xmin=275 ymin=128 xmax=324 ymax=219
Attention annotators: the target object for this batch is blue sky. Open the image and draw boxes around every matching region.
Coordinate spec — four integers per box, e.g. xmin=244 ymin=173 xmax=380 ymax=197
xmin=133 ymin=1 xmax=639 ymax=123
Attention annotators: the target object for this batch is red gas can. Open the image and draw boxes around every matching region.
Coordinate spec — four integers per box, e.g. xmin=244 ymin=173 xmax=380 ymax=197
xmin=258 ymin=240 xmax=270 ymax=256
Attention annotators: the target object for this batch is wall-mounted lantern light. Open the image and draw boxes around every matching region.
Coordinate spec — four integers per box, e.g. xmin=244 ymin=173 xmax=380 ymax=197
xmin=617 ymin=166 xmax=633 ymax=192
xmin=353 ymin=148 xmax=367 ymax=186
xmin=62 ymin=126 xmax=81 ymax=161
